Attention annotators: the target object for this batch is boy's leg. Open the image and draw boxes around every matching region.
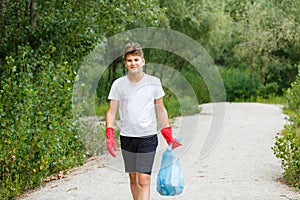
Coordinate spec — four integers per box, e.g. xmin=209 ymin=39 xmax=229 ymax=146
xmin=129 ymin=173 xmax=138 ymax=200
xmin=129 ymin=172 xmax=151 ymax=200
xmin=136 ymin=173 xmax=151 ymax=200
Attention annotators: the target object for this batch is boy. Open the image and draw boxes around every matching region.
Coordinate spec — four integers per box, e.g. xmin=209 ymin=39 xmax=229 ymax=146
xmin=105 ymin=42 xmax=181 ymax=200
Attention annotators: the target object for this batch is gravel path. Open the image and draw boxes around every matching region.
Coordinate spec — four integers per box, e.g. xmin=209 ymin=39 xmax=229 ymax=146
xmin=20 ymin=103 xmax=300 ymax=200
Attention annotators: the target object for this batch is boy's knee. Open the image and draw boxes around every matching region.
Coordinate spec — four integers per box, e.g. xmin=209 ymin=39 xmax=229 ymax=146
xmin=129 ymin=173 xmax=137 ymax=184
xmin=137 ymin=173 xmax=150 ymax=188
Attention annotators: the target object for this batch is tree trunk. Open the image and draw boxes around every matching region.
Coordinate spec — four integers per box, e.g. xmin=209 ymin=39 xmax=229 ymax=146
xmin=30 ymin=0 xmax=37 ymax=29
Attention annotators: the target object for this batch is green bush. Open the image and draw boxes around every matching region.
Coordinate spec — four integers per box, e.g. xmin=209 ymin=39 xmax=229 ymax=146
xmin=257 ymin=82 xmax=279 ymax=98
xmin=0 ymin=46 xmax=86 ymax=199
xmin=273 ymin=70 xmax=300 ymax=189
xmin=219 ymin=67 xmax=259 ymax=101
xmin=219 ymin=67 xmax=285 ymax=101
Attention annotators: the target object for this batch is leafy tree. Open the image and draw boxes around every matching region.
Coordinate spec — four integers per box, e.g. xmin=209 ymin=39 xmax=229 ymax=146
xmin=160 ymin=0 xmax=233 ymax=62
xmin=228 ymin=0 xmax=299 ymax=93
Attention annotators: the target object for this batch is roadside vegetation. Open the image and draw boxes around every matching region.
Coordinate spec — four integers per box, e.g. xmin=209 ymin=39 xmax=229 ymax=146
xmin=273 ymin=72 xmax=300 ymax=189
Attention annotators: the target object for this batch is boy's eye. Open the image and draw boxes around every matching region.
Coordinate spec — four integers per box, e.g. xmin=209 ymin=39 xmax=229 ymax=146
xmin=134 ymin=59 xmax=139 ymax=61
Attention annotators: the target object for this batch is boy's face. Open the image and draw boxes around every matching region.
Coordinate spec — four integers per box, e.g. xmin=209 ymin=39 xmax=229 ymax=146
xmin=124 ymin=54 xmax=145 ymax=75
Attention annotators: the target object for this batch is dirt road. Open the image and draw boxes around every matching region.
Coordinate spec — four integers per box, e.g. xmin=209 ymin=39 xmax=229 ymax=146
xmin=21 ymin=103 xmax=300 ymax=200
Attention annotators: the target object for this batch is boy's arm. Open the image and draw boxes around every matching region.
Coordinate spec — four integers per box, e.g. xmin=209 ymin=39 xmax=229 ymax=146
xmin=154 ymin=97 xmax=170 ymax=128
xmin=105 ymin=100 xmax=118 ymax=157
xmin=106 ymin=100 xmax=118 ymax=128
xmin=155 ymin=98 xmax=182 ymax=149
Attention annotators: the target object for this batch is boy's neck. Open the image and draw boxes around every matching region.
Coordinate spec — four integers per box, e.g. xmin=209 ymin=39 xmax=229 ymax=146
xmin=127 ymin=72 xmax=144 ymax=83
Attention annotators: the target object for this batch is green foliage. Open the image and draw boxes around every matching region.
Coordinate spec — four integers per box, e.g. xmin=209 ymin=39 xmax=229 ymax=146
xmin=273 ymin=70 xmax=300 ymax=189
xmin=161 ymin=0 xmax=300 ymax=100
xmin=144 ymin=48 xmax=211 ymax=105
xmin=255 ymin=95 xmax=286 ymax=105
xmin=286 ymin=76 xmax=300 ymax=114
xmin=163 ymin=88 xmax=201 ymax=119
xmin=160 ymin=0 xmax=233 ymax=61
xmin=0 ymin=46 xmax=86 ymax=199
xmin=161 ymin=91 xmax=181 ymax=119
xmin=219 ymin=65 xmax=294 ymax=102
xmin=180 ymin=68 xmax=210 ymax=104
xmin=219 ymin=67 xmax=258 ymax=101
xmin=257 ymin=82 xmax=279 ymax=98
xmin=228 ymin=0 xmax=299 ymax=93
xmin=95 ymin=102 xmax=109 ymax=118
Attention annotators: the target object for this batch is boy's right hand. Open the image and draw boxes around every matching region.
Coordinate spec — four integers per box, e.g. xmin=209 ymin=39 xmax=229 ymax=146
xmin=106 ymin=127 xmax=117 ymax=157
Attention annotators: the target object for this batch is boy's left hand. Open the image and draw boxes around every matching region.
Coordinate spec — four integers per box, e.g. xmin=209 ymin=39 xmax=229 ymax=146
xmin=161 ymin=126 xmax=182 ymax=149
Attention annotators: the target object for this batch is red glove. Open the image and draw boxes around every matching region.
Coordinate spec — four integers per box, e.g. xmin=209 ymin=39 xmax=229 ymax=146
xmin=106 ymin=127 xmax=117 ymax=157
xmin=161 ymin=126 xmax=182 ymax=149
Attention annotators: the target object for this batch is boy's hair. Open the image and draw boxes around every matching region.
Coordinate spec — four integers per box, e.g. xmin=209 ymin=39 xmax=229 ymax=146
xmin=123 ymin=42 xmax=144 ymax=60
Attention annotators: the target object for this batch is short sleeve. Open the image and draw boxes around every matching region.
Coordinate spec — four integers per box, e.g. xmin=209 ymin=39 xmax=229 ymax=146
xmin=154 ymin=79 xmax=165 ymax=100
xmin=108 ymin=80 xmax=120 ymax=100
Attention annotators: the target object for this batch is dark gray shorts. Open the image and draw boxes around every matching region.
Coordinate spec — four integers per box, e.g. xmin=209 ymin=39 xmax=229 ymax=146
xmin=120 ymin=134 xmax=158 ymax=175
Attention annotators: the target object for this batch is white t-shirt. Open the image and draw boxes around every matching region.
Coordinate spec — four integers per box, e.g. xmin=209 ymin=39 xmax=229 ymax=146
xmin=108 ymin=73 xmax=165 ymax=137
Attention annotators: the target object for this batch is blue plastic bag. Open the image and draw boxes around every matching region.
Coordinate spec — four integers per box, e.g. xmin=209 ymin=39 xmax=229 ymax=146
xmin=156 ymin=145 xmax=184 ymax=196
